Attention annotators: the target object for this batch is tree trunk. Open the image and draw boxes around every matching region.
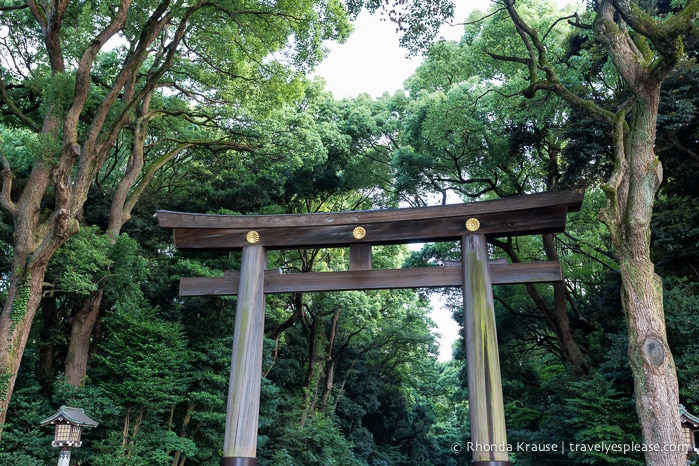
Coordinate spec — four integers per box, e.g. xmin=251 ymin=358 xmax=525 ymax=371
xmin=542 ymin=234 xmax=591 ymax=377
xmin=498 ymin=1 xmax=698 ymax=461
xmin=64 ymin=289 xmax=104 ymax=386
xmin=303 ymin=317 xmax=321 ymax=389
xmin=171 ymin=402 xmax=196 ymax=466
xmin=120 ymin=408 xmax=145 ymax=455
xmin=122 ymin=410 xmax=131 ymax=450
xmin=601 ymin=91 xmax=683 ymax=465
xmin=494 ymin=236 xmax=591 ymax=376
xmin=300 ymin=317 xmax=322 ymax=428
xmin=0 ymin=255 xmax=55 ymax=433
xmin=62 ymin=96 xmax=194 ymax=387
xmin=0 ymin=0 xmax=226 ymax=436
xmin=541 ymin=140 xmax=592 ymax=377
xmin=319 ymin=309 xmax=341 ymax=413
xmin=332 ymin=359 xmax=355 ymax=414
xmin=62 ymin=95 xmax=151 ymax=387
xmin=38 ymin=293 xmax=59 ymax=386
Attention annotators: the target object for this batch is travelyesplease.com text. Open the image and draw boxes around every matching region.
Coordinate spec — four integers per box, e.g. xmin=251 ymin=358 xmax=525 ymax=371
xmin=450 ymin=441 xmax=688 ymax=455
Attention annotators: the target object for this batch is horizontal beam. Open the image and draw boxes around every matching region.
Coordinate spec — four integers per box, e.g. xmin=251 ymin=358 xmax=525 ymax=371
xmin=158 ymin=191 xmax=583 ymax=230
xmin=158 ymin=191 xmax=583 ymax=250
xmin=170 ymin=204 xmax=570 ymax=250
xmin=179 ymin=262 xmax=562 ymax=296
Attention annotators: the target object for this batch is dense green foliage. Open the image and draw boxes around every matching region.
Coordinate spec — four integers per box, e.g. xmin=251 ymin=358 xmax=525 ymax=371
xmin=1 ymin=0 xmax=698 ymax=464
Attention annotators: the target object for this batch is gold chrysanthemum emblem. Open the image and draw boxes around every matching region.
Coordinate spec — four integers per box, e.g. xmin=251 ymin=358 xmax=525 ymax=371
xmin=352 ymin=226 xmax=367 ymax=240
xmin=246 ymin=231 xmax=260 ymax=244
xmin=465 ymin=218 xmax=481 ymax=232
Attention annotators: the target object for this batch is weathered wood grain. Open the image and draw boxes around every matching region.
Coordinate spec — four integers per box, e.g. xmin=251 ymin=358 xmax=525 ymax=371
xmin=157 ymin=190 xmax=583 ymax=229
xmin=178 ymin=262 xmax=561 ymax=296
xmin=169 ymin=204 xmax=570 ymax=250
xmin=222 ymin=245 xmax=267 ymax=461
xmin=462 ymin=234 xmax=509 ymax=463
xmin=349 ymin=243 xmax=372 ymax=271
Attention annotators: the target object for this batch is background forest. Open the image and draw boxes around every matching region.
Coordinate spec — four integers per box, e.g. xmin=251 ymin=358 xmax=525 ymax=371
xmin=1 ymin=0 xmax=699 ymax=465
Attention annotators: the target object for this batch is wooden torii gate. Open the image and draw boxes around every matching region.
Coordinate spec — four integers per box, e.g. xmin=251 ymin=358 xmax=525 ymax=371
xmin=157 ymin=190 xmax=584 ymax=466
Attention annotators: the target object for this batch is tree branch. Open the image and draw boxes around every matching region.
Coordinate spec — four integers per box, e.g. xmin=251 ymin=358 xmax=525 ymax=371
xmin=462 ymin=6 xmax=507 ymax=26
xmin=1 ymin=149 xmax=18 ymax=217
xmin=502 ymin=0 xmax=616 ymax=126
xmin=568 ymin=12 xmax=593 ymax=30
xmin=73 ymin=0 xmax=178 ymax=205
xmin=121 ymin=143 xmax=194 ymax=225
xmin=0 ymin=77 xmax=40 ymax=131
xmin=662 ymin=130 xmax=699 ymax=164
xmin=0 ymin=3 xmax=27 ymax=11
xmin=610 ymin=0 xmax=699 ymax=59
xmin=485 ymin=51 xmax=530 ymax=66
xmin=542 ymin=14 xmax=578 ymax=43
xmin=63 ymin=0 xmax=135 ymax=143
xmin=25 ymin=0 xmax=47 ymax=33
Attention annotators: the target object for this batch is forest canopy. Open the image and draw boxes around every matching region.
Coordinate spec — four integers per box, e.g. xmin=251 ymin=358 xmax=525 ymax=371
xmin=1 ymin=0 xmax=699 ymax=465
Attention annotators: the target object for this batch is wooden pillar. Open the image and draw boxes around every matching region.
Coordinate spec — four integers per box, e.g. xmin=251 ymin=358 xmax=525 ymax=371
xmin=222 ymin=245 xmax=267 ymax=466
xmin=349 ymin=243 xmax=372 ymax=271
xmin=462 ymin=234 xmax=510 ymax=466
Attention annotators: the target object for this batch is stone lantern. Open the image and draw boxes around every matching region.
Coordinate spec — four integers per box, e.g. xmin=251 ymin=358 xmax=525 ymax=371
xmin=41 ymin=406 xmax=98 ymax=466
xmin=680 ymin=404 xmax=699 ymax=462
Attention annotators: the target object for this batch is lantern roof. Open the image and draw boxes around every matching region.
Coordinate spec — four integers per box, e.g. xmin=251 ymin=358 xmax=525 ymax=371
xmin=681 ymin=404 xmax=699 ymax=428
xmin=40 ymin=406 xmax=98 ymax=428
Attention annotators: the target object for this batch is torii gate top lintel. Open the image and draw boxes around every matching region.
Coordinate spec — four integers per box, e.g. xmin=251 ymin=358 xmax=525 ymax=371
xmin=157 ymin=190 xmax=583 ymax=251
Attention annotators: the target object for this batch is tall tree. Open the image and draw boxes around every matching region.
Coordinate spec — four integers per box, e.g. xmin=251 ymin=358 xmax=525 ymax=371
xmin=0 ymin=0 xmax=354 ymax=433
xmin=484 ymin=0 xmax=699 ymax=463
xmin=62 ymin=101 xmax=259 ymax=387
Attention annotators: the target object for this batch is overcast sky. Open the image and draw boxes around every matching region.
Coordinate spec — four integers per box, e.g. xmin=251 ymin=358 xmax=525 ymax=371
xmin=314 ymin=0 xmax=578 ymax=99
xmin=312 ymin=1 xmax=492 ymax=99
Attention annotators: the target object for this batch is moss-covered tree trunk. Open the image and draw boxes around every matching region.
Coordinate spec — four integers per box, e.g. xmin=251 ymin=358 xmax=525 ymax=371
xmin=594 ymin=3 xmax=691 ymax=462
xmin=1 ymin=0 xmax=352 ymax=441
xmin=0 ymin=244 xmax=66 ymax=429
xmin=600 ymin=88 xmax=681 ymax=465
xmin=0 ymin=0 xmax=140 ymax=433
